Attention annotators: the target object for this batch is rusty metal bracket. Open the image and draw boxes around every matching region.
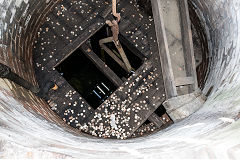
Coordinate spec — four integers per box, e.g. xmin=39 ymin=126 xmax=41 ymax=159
xmin=99 ymin=0 xmax=132 ymax=73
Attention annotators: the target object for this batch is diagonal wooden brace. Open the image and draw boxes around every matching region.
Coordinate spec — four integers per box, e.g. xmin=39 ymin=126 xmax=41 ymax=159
xmin=99 ymin=37 xmax=132 ymax=73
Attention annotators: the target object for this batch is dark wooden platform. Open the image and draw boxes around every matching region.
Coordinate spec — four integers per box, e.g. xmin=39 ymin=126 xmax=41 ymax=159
xmin=131 ymin=113 xmax=173 ymax=138
xmin=33 ymin=0 xmax=172 ymax=139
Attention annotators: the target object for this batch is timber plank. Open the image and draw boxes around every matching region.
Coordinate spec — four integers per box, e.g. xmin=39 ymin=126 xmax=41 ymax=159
xmin=178 ymin=0 xmax=198 ymax=92
xmin=45 ymin=17 xmax=105 ymax=69
xmin=148 ymin=112 xmax=164 ymax=128
xmin=150 ymin=0 xmax=177 ymax=98
xmin=80 ymin=43 xmax=124 ymax=87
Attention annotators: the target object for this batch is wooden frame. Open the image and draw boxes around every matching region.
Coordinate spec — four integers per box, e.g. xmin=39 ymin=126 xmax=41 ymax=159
xmin=151 ymin=0 xmax=198 ymax=97
xmin=150 ymin=0 xmax=178 ymax=99
xmin=178 ymin=0 xmax=198 ymax=92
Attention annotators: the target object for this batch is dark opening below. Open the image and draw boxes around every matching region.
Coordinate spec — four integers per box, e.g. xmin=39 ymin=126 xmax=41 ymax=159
xmin=56 ymin=49 xmax=117 ymax=109
xmin=90 ymin=25 xmax=143 ymax=79
xmin=56 ymin=25 xmax=143 ymax=109
xmin=144 ymin=105 xmax=167 ymax=125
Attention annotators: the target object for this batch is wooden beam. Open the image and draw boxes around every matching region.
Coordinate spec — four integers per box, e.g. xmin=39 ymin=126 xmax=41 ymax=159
xmin=99 ymin=37 xmax=132 ymax=73
xmin=178 ymin=0 xmax=198 ymax=92
xmin=100 ymin=43 xmax=129 ymax=72
xmin=150 ymin=0 xmax=178 ymax=99
xmin=80 ymin=43 xmax=124 ymax=87
xmin=127 ymin=89 xmax=165 ymax=137
xmin=148 ymin=112 xmax=164 ymax=128
xmin=113 ymin=41 xmax=132 ymax=73
xmin=175 ymin=77 xmax=194 ymax=87
xmin=49 ymin=17 xmax=105 ymax=69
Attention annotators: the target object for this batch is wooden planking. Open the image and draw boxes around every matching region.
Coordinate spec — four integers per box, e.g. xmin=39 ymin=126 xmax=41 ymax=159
xmin=178 ymin=0 xmax=198 ymax=92
xmin=117 ymin=1 xmax=152 ymax=58
xmin=33 ymin=0 xmax=114 ymax=130
xmin=39 ymin=18 xmax=104 ymax=69
xmin=33 ymin=2 xmax=102 ymax=69
xmin=82 ymin=39 xmax=166 ymax=134
xmin=119 ymin=35 xmax=147 ymax=60
xmin=33 ymin=0 xmax=169 ymax=139
xmin=80 ymin=43 xmax=123 ymax=87
xmin=34 ymin=0 xmax=113 ymax=71
xmin=119 ymin=23 xmax=151 ymax=58
xmin=114 ymin=61 xmax=154 ymax=100
xmin=82 ymin=62 xmax=154 ymax=134
xmin=132 ymin=113 xmax=173 ymax=138
xmin=131 ymin=2 xmax=173 ymax=130
xmin=35 ymin=66 xmax=95 ymax=124
xmin=127 ymin=84 xmax=165 ymax=136
xmin=33 ymin=23 xmax=65 ymax=67
xmin=83 ymin=61 xmax=166 ymax=139
xmin=46 ymin=71 xmax=94 ymax=117
xmin=46 ymin=13 xmax=75 ymax=45
xmin=50 ymin=17 xmax=105 ymax=68
xmin=150 ymin=0 xmax=178 ymax=99
xmin=117 ymin=1 xmax=165 ymax=100
xmin=131 ymin=123 xmax=158 ymax=138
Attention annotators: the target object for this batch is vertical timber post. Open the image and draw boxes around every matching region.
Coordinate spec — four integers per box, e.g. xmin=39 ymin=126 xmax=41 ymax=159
xmin=178 ymin=0 xmax=198 ymax=92
xmin=150 ymin=0 xmax=178 ymax=99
